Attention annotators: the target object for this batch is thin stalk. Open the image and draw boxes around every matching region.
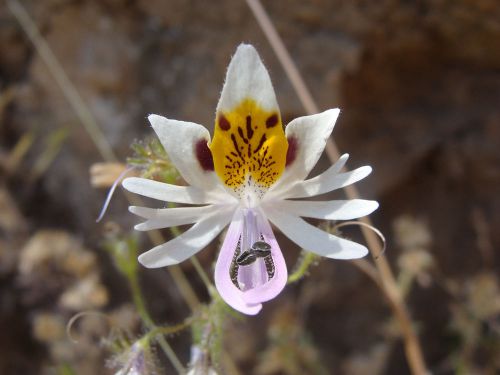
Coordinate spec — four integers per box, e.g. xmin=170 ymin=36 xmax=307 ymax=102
xmin=245 ymin=0 xmax=428 ymax=373
xmin=287 ymin=251 xmax=318 ymax=284
xmin=129 ymin=272 xmax=186 ymax=373
xmin=129 ymin=273 xmax=154 ymax=327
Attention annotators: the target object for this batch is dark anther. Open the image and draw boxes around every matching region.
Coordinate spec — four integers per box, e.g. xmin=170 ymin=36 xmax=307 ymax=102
xmin=236 ymin=241 xmax=272 ymax=266
xmin=251 ymin=241 xmax=271 ymax=257
xmin=236 ymin=250 xmax=256 ymax=266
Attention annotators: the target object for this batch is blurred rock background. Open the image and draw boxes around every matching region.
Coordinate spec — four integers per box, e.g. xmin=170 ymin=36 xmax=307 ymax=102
xmin=0 ymin=0 xmax=499 ymax=374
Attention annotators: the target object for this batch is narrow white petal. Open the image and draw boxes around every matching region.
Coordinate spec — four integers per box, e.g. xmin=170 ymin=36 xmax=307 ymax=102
xmin=270 ymin=199 xmax=379 ymax=221
xmin=122 ymin=177 xmax=218 ymax=204
xmin=272 ymin=109 xmax=340 ymax=191
xmin=148 ymin=115 xmax=220 ymax=189
xmin=138 ymin=209 xmax=233 ymax=268
xmin=266 ymin=153 xmax=349 ymax=200
xmin=284 ymin=166 xmax=372 ymax=199
xmin=264 ymin=208 xmax=368 ymax=260
xmin=217 ymin=44 xmax=278 ymax=113
xmin=130 ymin=205 xmax=218 ymax=231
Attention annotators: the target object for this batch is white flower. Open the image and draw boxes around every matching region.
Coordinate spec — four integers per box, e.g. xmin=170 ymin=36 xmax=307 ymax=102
xmin=123 ymin=44 xmax=378 ymax=315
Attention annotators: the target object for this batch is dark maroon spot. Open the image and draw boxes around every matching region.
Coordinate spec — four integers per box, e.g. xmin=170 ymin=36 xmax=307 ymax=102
xmin=286 ymin=136 xmax=298 ymax=166
xmin=253 ymin=134 xmax=267 ymax=154
xmin=218 ymin=113 xmax=231 ymax=131
xmin=266 ymin=113 xmax=279 ymax=128
xmin=237 ymin=127 xmax=248 ymax=143
xmin=231 ymin=133 xmax=244 ymax=160
xmin=195 ymin=139 xmax=214 ymax=171
xmin=246 ymin=116 xmax=254 ymax=139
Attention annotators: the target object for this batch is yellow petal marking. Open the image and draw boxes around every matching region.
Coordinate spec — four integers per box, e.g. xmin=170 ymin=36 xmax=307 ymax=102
xmin=210 ymin=99 xmax=288 ymax=192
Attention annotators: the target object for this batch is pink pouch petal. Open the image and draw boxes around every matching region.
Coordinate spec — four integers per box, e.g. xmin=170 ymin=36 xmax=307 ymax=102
xmin=214 ymin=209 xmax=262 ymax=315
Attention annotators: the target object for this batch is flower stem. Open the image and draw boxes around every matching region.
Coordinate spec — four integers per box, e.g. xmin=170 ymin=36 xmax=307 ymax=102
xmin=129 ymin=273 xmax=153 ymax=327
xmin=127 ymin=267 xmax=186 ymax=373
xmin=287 ymin=251 xmax=318 ymax=284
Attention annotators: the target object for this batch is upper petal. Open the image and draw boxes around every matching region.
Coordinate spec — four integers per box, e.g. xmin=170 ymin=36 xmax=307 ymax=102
xmin=148 ymin=115 xmax=221 ymax=190
xmin=210 ymin=44 xmax=287 ymax=192
xmin=138 ymin=207 xmax=233 ymax=268
xmin=264 ymin=207 xmax=368 ymax=260
xmin=217 ymin=44 xmax=278 ymax=113
xmin=270 ymin=109 xmax=340 ymax=191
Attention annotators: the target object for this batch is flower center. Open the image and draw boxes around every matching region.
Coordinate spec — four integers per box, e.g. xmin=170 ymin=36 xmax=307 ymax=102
xmin=230 ymin=208 xmax=275 ymax=291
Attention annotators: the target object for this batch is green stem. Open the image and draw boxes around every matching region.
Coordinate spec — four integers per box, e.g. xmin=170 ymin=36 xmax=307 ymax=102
xmin=287 ymin=251 xmax=319 ymax=284
xmin=147 ymin=319 xmax=194 ymax=340
xmin=128 ymin=272 xmax=186 ymax=373
xmin=129 ymin=273 xmax=154 ymax=326
xmin=190 ymin=257 xmax=213 ymax=290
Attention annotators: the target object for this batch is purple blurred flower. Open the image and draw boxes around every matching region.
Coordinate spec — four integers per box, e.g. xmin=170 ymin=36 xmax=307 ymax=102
xmin=123 ymin=44 xmax=378 ymax=314
xmin=113 ymin=340 xmax=156 ymax=375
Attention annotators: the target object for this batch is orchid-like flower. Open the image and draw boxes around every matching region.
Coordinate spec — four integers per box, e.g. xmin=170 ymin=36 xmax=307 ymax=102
xmin=122 ymin=44 xmax=378 ymax=315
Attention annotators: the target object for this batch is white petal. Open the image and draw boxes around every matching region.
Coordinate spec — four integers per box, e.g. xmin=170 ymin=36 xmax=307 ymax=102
xmin=266 ymin=153 xmax=349 ymax=200
xmin=130 ymin=205 xmax=218 ymax=231
xmin=148 ymin=114 xmax=220 ymax=189
xmin=138 ymin=208 xmax=233 ymax=268
xmin=122 ymin=177 xmax=225 ymax=205
xmin=264 ymin=207 xmax=368 ymax=260
xmin=217 ymin=44 xmax=278 ymax=113
xmin=269 ymin=199 xmax=379 ymax=221
xmin=284 ymin=165 xmax=372 ymax=199
xmin=273 ymin=109 xmax=340 ymax=191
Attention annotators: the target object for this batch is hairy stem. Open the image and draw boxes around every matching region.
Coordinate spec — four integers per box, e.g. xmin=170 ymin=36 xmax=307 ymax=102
xmin=287 ymin=251 xmax=319 ymax=284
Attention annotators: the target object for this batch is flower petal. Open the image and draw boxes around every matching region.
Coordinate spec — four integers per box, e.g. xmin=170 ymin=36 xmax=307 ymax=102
xmin=214 ymin=209 xmax=262 ymax=315
xmin=138 ymin=208 xmax=233 ymax=268
xmin=210 ymin=44 xmax=287 ymax=192
xmin=269 ymin=199 xmax=379 ymax=221
xmin=148 ymin=115 xmax=221 ymax=190
xmin=240 ymin=209 xmax=287 ymax=305
xmin=217 ymin=43 xmax=278 ymax=113
xmin=122 ymin=177 xmax=228 ymax=205
xmin=266 ymin=153 xmax=349 ymax=200
xmin=130 ymin=205 xmax=218 ymax=231
xmin=273 ymin=109 xmax=340 ymax=190
xmin=283 ymin=165 xmax=372 ymax=199
xmin=264 ymin=207 xmax=368 ymax=260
